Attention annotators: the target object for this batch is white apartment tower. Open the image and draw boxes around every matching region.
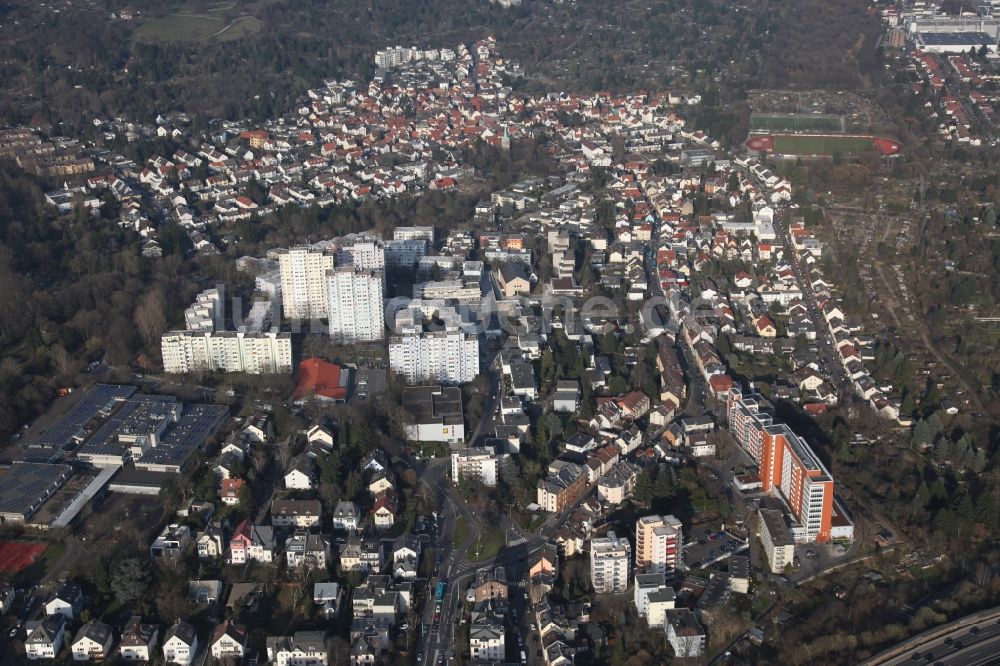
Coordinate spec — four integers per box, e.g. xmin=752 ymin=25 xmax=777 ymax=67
xmin=388 ymin=301 xmax=479 ymax=384
xmin=635 ymin=514 xmax=683 ymax=576
xmin=278 ymin=247 xmax=335 ymax=319
xmin=337 ymin=239 xmax=385 ymax=273
xmin=326 ymin=266 xmax=385 ymax=342
xmin=590 ymin=531 xmax=631 ymax=594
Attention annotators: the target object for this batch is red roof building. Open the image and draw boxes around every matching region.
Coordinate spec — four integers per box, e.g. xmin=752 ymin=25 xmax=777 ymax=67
xmin=293 ymin=357 xmax=349 ymax=402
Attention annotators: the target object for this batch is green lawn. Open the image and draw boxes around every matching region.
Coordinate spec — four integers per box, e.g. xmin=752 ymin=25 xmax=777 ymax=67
xmin=134 ymin=10 xmax=262 ymax=43
xmin=134 ymin=14 xmax=224 ymax=42
xmin=453 ymin=516 xmax=470 ymax=548
xmin=468 ymin=528 xmax=504 ymax=563
xmin=772 ymin=134 xmax=875 ymax=156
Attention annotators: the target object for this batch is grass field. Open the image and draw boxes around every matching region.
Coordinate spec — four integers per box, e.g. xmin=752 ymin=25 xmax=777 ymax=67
xmin=134 ymin=14 xmax=225 ymax=42
xmin=772 ymin=134 xmax=875 ymax=156
xmin=750 ymin=113 xmax=845 ymax=135
xmin=453 ymin=516 xmax=470 ymax=548
xmin=133 ymin=3 xmax=262 ymax=43
xmin=468 ymin=528 xmax=505 ymax=563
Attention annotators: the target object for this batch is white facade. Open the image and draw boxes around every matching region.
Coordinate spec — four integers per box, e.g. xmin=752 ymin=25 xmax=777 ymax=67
xmin=389 ymin=302 xmax=478 ymax=384
xmin=393 ymin=226 xmax=434 ymax=242
xmin=389 ymin=331 xmax=478 ymax=384
xmin=162 ymin=631 xmax=197 ymax=666
xmin=469 ymin=622 xmax=505 ymax=662
xmin=590 ymin=532 xmax=631 ymax=594
xmin=338 ymin=239 xmax=385 ymax=273
xmin=451 ymin=449 xmax=498 ymax=486
xmin=284 ymin=469 xmax=314 ymax=491
xmin=384 ymin=239 xmax=427 ymax=269
xmin=279 ymin=247 xmax=335 ymax=319
xmin=162 ymin=330 xmax=292 ymax=374
xmin=326 ymin=266 xmax=385 ymax=342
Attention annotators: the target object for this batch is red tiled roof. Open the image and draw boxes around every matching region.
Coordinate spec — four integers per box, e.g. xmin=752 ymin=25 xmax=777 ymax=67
xmin=293 ymin=357 xmax=347 ymax=401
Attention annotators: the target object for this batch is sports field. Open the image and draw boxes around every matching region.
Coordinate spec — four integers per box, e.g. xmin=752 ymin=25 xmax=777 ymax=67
xmin=0 ymin=541 xmax=47 ymax=573
xmin=772 ymin=134 xmax=876 ymax=156
xmin=749 ymin=113 xmax=845 ymax=135
xmin=746 ymin=134 xmax=902 ymax=157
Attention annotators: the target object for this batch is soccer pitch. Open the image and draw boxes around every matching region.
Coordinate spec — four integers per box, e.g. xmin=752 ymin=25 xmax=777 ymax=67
xmin=749 ymin=114 xmax=845 ymax=135
xmin=771 ymin=134 xmax=874 ymax=156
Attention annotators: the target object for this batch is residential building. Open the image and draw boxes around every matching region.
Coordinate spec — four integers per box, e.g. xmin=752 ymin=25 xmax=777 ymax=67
xmin=590 ymin=531 xmax=631 ymax=594
xmin=119 ymin=616 xmax=158 ymax=662
xmin=665 ymin=609 xmax=706 ymax=658
xmin=271 ymin=499 xmax=322 ymax=529
xmin=372 ymin=493 xmax=397 ymax=529
xmin=728 ymin=389 xmax=840 ymax=543
xmin=451 ymin=448 xmax=499 ymax=486
xmin=25 ymin=615 xmax=67 ymax=660
xmin=597 ymin=462 xmax=638 ymax=505
xmin=332 ymin=501 xmax=360 ymax=532
xmin=536 ymin=461 xmax=587 ymax=513
xmin=634 ymin=572 xmax=667 ymax=618
xmin=758 ymin=509 xmax=795 ymax=574
xmin=496 ymin=262 xmax=531 ymax=298
xmin=267 ymin=631 xmax=330 ymax=666
xmin=314 ymin=582 xmax=343 ymax=619
xmin=279 ymin=246 xmax=336 ymax=319
xmin=388 ymin=302 xmax=478 ymax=384
xmin=161 ymin=330 xmax=293 ymax=375
xmin=469 ymin=615 xmax=505 ymax=662
xmin=162 ymin=621 xmax=198 ymax=665
xmin=210 ymin=622 xmax=247 ymax=660
xmin=71 ymin=620 xmax=114 ymax=661
xmin=285 ymin=454 xmax=316 ymax=490
xmin=45 ymin=581 xmax=83 ymax=619
xmin=646 ymin=587 xmax=676 ymax=628
xmin=635 ymin=515 xmax=683 ymax=576
xmin=220 ymin=478 xmax=244 ymax=506
xmin=402 ymin=385 xmax=465 ymax=443
xmin=162 ymin=287 xmax=292 ymax=374
xmin=150 ymin=523 xmax=192 ymax=558
xmin=285 ymin=532 xmax=330 ymax=571
xmin=326 ymin=266 xmax=385 ymax=342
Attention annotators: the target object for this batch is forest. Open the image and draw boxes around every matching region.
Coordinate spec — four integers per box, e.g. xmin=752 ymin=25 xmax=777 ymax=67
xmin=0 ymin=160 xmax=202 ymax=439
xmin=0 ymin=0 xmax=882 ymax=136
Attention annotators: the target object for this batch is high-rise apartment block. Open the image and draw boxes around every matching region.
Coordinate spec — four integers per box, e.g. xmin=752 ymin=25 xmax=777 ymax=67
xmin=326 ymin=266 xmax=385 ymax=342
xmin=162 ymin=287 xmax=291 ymax=375
xmin=388 ymin=301 xmax=478 ymax=384
xmin=278 ymin=247 xmax=335 ymax=320
xmin=635 ymin=514 xmax=683 ymax=575
xmin=590 ymin=531 xmax=631 ymax=594
xmin=728 ymin=389 xmax=838 ymax=543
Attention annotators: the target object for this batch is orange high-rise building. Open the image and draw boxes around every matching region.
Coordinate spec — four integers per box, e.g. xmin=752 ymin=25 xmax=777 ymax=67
xmin=728 ymin=389 xmax=835 ymax=543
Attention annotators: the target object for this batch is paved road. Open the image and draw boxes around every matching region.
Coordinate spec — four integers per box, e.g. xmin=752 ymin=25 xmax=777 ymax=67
xmin=773 ymin=213 xmax=853 ymax=397
xmin=864 ymin=606 xmax=1000 ymax=666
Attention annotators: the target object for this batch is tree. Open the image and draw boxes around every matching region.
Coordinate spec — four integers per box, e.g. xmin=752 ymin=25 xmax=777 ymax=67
xmin=134 ymin=289 xmax=167 ymax=347
xmin=111 ymin=558 xmax=149 ymax=606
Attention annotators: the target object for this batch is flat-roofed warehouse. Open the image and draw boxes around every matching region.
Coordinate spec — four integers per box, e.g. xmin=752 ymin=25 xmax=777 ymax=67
xmin=0 ymin=462 xmax=73 ymax=524
xmin=402 ymin=385 xmax=465 ymax=444
xmin=914 ymin=31 xmax=999 ymax=53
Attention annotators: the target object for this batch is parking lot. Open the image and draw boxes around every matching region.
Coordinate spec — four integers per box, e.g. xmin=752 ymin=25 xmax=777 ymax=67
xmin=684 ymin=529 xmax=748 ymax=569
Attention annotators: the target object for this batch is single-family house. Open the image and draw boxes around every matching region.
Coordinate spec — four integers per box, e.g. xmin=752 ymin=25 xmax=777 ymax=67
xmin=71 ymin=620 xmax=114 ymax=662
xmin=162 ymin=621 xmax=198 ymax=665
